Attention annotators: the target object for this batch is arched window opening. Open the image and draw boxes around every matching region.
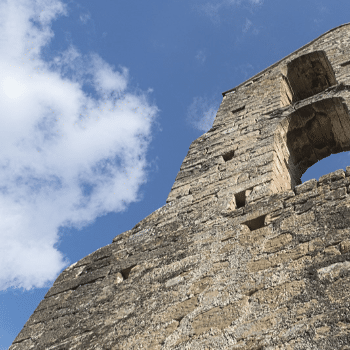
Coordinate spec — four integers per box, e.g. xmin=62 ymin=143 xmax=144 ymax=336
xmin=301 ymin=153 xmax=350 ymax=183
xmin=287 ymin=51 xmax=337 ymax=102
xmin=275 ymin=98 xmax=350 ymax=191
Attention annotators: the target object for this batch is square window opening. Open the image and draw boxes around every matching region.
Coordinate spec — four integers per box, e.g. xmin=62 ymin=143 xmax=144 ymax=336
xmin=121 ymin=265 xmax=137 ymax=280
xmin=243 ymin=215 xmax=266 ymax=231
xmin=235 ymin=191 xmax=246 ymax=208
xmin=223 ymin=150 xmax=235 ymax=162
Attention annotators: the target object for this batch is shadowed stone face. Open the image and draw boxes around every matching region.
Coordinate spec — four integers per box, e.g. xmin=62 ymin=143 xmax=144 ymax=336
xmin=9 ymin=24 xmax=350 ymax=350
xmin=287 ymin=50 xmax=337 ymax=101
xmin=286 ymin=98 xmax=350 ymax=181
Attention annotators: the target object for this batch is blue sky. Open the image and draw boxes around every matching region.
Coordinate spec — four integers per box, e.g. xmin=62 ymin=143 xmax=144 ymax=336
xmin=1 ymin=0 xmax=350 ymax=348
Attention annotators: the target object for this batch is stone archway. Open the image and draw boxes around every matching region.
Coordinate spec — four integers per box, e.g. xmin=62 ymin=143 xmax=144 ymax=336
xmin=277 ymin=98 xmax=350 ymax=191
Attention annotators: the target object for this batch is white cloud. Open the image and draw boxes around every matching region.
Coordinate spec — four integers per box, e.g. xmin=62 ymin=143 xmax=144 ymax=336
xmin=187 ymin=95 xmax=221 ymax=132
xmin=0 ymin=0 xmax=158 ymax=291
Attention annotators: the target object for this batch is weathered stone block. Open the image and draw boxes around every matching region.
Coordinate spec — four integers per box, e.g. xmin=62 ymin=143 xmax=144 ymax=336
xmin=319 ymin=169 xmax=346 ymax=185
xmin=191 ymin=297 xmax=248 ymax=335
xmin=263 ymin=233 xmax=293 ymax=253
xmin=164 ymin=297 xmax=199 ymax=322
xmin=280 ymin=211 xmax=316 ymax=231
xmin=294 ymin=178 xmax=317 ymax=195
xmin=346 ymin=165 xmax=350 ymax=177
xmin=340 ymin=239 xmax=350 ymax=253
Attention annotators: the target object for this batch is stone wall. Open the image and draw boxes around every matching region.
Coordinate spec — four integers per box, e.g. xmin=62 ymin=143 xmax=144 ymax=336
xmin=167 ymin=23 xmax=350 ymax=209
xmin=9 ymin=24 xmax=350 ymax=350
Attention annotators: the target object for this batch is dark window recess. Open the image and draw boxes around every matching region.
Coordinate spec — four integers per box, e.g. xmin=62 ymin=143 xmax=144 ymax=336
xmin=223 ymin=150 xmax=235 ymax=162
xmin=287 ymin=51 xmax=337 ymax=102
xmin=231 ymin=105 xmax=245 ymax=114
xmin=235 ymin=190 xmax=246 ymax=208
xmin=120 ymin=265 xmax=137 ymax=279
xmin=243 ymin=215 xmax=266 ymax=231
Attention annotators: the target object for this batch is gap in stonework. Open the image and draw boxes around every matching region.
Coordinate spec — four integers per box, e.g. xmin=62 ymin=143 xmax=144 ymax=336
xmin=243 ymin=215 xmax=266 ymax=231
xmin=223 ymin=150 xmax=235 ymax=162
xmin=120 ymin=265 xmax=137 ymax=280
xmin=235 ymin=190 xmax=246 ymax=208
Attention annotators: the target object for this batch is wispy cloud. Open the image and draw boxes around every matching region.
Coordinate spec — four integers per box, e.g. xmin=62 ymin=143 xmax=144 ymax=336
xmin=0 ymin=0 xmax=158 ymax=291
xmin=226 ymin=0 xmax=263 ymax=5
xmin=199 ymin=2 xmax=222 ymax=24
xmin=241 ymin=18 xmax=259 ymax=34
xmin=235 ymin=63 xmax=254 ymax=80
xmin=313 ymin=5 xmax=329 ymax=26
xmin=79 ymin=13 xmax=91 ymax=24
xmin=242 ymin=18 xmax=252 ymax=32
xmin=195 ymin=50 xmax=206 ymax=63
xmin=187 ymin=95 xmax=221 ymax=132
xmin=194 ymin=0 xmax=264 ymax=24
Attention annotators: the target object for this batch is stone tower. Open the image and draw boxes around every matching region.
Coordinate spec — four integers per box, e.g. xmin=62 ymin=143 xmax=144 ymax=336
xmin=10 ymin=24 xmax=350 ymax=350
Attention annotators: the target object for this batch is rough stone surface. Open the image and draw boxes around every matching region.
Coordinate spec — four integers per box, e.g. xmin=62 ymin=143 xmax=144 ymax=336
xmin=9 ymin=24 xmax=350 ymax=350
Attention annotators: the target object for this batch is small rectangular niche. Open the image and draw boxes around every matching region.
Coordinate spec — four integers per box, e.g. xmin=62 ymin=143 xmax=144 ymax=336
xmin=223 ymin=150 xmax=235 ymax=162
xmin=340 ymin=60 xmax=350 ymax=67
xmin=234 ymin=188 xmax=253 ymax=209
xmin=235 ymin=190 xmax=246 ymax=208
xmin=243 ymin=215 xmax=266 ymax=231
xmin=120 ymin=265 xmax=137 ymax=280
xmin=231 ymin=105 xmax=245 ymax=115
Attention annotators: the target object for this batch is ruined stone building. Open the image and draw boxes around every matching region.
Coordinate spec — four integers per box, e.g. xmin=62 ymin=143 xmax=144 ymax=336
xmin=9 ymin=24 xmax=350 ymax=349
